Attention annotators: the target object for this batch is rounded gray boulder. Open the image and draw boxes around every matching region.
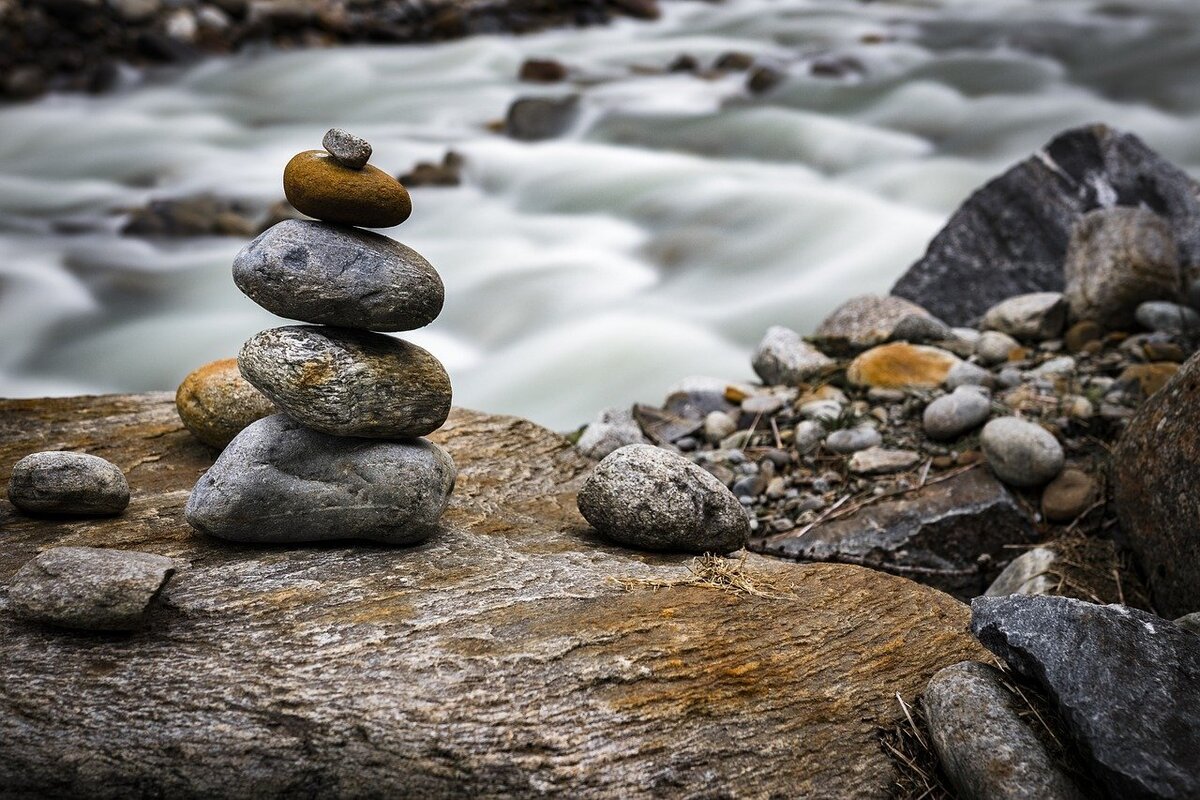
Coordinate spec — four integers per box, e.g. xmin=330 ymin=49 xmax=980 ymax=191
xmin=577 ymin=443 xmax=749 ymax=554
xmin=981 ymin=417 xmax=1064 ymax=487
xmin=7 ymin=451 xmax=130 ymax=516
xmin=233 ymin=220 xmax=444 ymax=331
xmin=238 ymin=326 xmax=452 ymax=438
xmin=185 ymin=414 xmax=456 ymax=545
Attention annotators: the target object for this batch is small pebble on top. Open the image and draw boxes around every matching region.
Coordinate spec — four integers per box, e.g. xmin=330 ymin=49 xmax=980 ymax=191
xmin=322 ymin=127 xmax=372 ymax=170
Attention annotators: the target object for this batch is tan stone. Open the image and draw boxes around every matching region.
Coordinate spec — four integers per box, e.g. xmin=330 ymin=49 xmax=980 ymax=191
xmin=1041 ymin=468 xmax=1100 ymax=522
xmin=1119 ymin=362 xmax=1179 ymax=397
xmin=0 ymin=393 xmax=987 ymax=797
xmin=175 ymin=358 xmax=274 ymax=448
xmin=283 ymin=150 xmax=412 ymax=228
xmin=846 ymin=342 xmax=961 ymax=389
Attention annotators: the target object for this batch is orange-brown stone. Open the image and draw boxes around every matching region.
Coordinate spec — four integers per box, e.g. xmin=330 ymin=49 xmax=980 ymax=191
xmin=283 ymin=150 xmax=412 ymax=228
xmin=175 ymin=358 xmax=274 ymax=448
xmin=846 ymin=342 xmax=961 ymax=389
xmin=1119 ymin=362 xmax=1179 ymax=397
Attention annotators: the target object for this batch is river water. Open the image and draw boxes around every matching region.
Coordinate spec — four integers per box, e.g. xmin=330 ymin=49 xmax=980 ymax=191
xmin=1 ymin=0 xmax=1199 ymax=430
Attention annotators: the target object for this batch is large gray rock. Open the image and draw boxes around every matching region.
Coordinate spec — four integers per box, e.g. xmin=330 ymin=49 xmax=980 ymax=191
xmin=925 ymin=660 xmax=1085 ymax=800
xmin=8 ymin=547 xmax=175 ymax=631
xmin=751 ymin=325 xmax=834 ymax=385
xmin=238 ymin=326 xmax=451 ymax=438
xmin=185 ymin=414 xmax=456 ymax=545
xmin=755 ymin=468 xmax=1036 ymax=599
xmin=7 ymin=451 xmax=129 ymax=516
xmin=892 ymin=125 xmax=1200 ymax=325
xmin=233 ymin=220 xmax=444 ymax=332
xmin=577 ymin=443 xmax=749 ymax=553
xmin=971 ymin=595 xmax=1200 ymax=800
xmin=1063 ymin=207 xmax=1181 ymax=329
xmin=981 ymin=417 xmax=1064 ymax=487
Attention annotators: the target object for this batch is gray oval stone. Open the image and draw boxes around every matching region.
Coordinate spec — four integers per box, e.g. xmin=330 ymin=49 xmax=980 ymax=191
xmin=322 ymin=128 xmax=372 ymax=170
xmin=185 ymin=414 xmax=456 ymax=545
xmin=233 ymin=220 xmax=444 ymax=331
xmin=924 ymin=386 xmax=991 ymax=441
xmin=576 ymin=443 xmax=749 ymax=554
xmin=1135 ymin=300 xmax=1200 ymax=335
xmin=7 ymin=451 xmax=130 ymax=516
xmin=8 ymin=547 xmax=176 ymax=631
xmin=824 ymin=426 xmax=881 ymax=454
xmin=238 ymin=326 xmax=452 ymax=438
xmin=980 ymin=417 xmax=1064 ymax=487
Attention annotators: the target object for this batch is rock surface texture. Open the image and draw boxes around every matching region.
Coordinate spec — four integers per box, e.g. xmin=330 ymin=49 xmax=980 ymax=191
xmin=0 ymin=393 xmax=987 ymax=797
xmin=972 ymin=595 xmax=1200 ymax=800
xmin=1112 ymin=350 xmax=1200 ymax=616
xmin=892 ymin=124 xmax=1200 ymax=325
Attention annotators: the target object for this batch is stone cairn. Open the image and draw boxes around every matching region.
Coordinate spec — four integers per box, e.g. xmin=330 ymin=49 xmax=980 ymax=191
xmin=184 ymin=129 xmax=457 ymax=546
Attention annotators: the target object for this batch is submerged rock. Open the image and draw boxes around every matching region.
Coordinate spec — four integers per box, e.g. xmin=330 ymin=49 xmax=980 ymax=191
xmin=175 ymin=357 xmax=276 ymax=449
xmin=577 ymin=443 xmax=749 ymax=553
xmin=238 ymin=326 xmax=452 ymax=439
xmin=504 ymin=95 xmax=581 ymax=141
xmin=185 ymin=414 xmax=456 ymax=545
xmin=7 ymin=451 xmax=130 ymax=516
xmin=8 ymin=547 xmax=175 ymax=631
xmin=892 ymin=125 xmax=1200 ymax=325
xmin=925 ymin=661 xmax=1085 ymax=800
xmin=233 ymin=220 xmax=444 ymax=331
xmin=971 ymin=595 xmax=1200 ymax=800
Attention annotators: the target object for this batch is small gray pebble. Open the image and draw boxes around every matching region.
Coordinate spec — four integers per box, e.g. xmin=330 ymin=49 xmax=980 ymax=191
xmin=980 ymin=417 xmax=1064 ymax=487
xmin=322 ymin=127 xmax=372 ymax=169
xmin=7 ymin=451 xmax=130 ymax=516
xmin=924 ymin=386 xmax=991 ymax=441
xmin=824 ymin=426 xmax=882 ymax=454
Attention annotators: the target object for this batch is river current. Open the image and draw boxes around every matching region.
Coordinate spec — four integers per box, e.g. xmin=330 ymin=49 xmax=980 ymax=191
xmin=2 ymin=0 xmax=1199 ymax=429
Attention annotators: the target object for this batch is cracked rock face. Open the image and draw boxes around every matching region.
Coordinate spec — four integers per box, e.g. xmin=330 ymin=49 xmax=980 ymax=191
xmin=185 ymin=414 xmax=456 ymax=545
xmin=233 ymin=220 xmax=444 ymax=332
xmin=7 ymin=451 xmax=130 ymax=516
xmin=238 ymin=325 xmax=452 ymax=438
xmin=577 ymin=443 xmax=750 ymax=553
xmin=8 ymin=546 xmax=175 ymax=631
xmin=971 ymin=595 xmax=1200 ymax=800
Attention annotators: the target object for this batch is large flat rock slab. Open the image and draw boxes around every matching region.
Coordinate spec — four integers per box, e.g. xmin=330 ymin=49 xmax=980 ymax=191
xmin=0 ymin=394 xmax=985 ymax=798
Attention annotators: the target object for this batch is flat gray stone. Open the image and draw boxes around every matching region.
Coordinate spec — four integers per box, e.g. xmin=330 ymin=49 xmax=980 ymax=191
xmin=926 ymin=660 xmax=1085 ymax=800
xmin=847 ymin=447 xmax=920 ymax=476
xmin=972 ymin=595 xmax=1200 ymax=800
xmin=7 ymin=451 xmax=129 ymax=516
xmin=322 ymin=128 xmax=372 ymax=169
xmin=238 ymin=326 xmax=451 ymax=439
xmin=7 ymin=547 xmax=175 ymax=631
xmin=233 ymin=220 xmax=444 ymax=332
xmin=981 ymin=417 xmax=1064 ymax=487
xmin=824 ymin=426 xmax=881 ymax=454
xmin=577 ymin=443 xmax=749 ymax=553
xmin=185 ymin=414 xmax=456 ymax=545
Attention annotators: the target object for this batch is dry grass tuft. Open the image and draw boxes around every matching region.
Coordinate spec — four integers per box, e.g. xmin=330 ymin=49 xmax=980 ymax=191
xmin=879 ymin=693 xmax=953 ymax=800
xmin=609 ymin=553 xmax=795 ymax=599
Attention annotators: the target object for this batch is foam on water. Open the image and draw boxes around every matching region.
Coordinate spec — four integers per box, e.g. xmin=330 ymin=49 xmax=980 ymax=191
xmin=2 ymin=0 xmax=1200 ymax=429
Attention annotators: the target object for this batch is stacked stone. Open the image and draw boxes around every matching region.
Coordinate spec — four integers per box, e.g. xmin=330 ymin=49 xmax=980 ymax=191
xmin=185 ymin=130 xmax=456 ymax=546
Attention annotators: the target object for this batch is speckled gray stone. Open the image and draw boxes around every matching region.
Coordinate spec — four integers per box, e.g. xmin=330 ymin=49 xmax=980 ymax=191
xmin=981 ymin=417 xmax=1064 ymax=488
xmin=233 ymin=220 xmax=444 ymax=331
xmin=185 ymin=414 xmax=456 ymax=545
xmin=7 ymin=452 xmax=130 ymax=516
xmin=238 ymin=326 xmax=451 ymax=438
xmin=322 ymin=128 xmax=372 ymax=169
xmin=577 ymin=443 xmax=749 ymax=553
xmin=982 ymin=293 xmax=1067 ymax=342
xmin=752 ymin=326 xmax=834 ymax=385
xmin=577 ymin=406 xmax=647 ymax=459
xmin=925 ymin=661 xmax=1085 ymax=800
xmin=924 ymin=386 xmax=991 ymax=441
xmin=8 ymin=547 xmax=175 ymax=631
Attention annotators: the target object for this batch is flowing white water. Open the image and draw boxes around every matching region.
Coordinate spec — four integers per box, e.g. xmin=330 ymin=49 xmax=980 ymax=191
xmin=2 ymin=0 xmax=1200 ymax=429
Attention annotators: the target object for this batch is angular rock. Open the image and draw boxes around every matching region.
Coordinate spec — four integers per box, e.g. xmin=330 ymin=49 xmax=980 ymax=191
xmin=0 ymin=393 xmax=989 ymax=797
xmin=175 ymin=357 xmax=275 ymax=449
xmin=892 ymin=125 xmax=1200 ymax=325
xmin=925 ymin=661 xmax=1086 ymax=800
xmin=577 ymin=444 xmax=748 ymax=553
xmin=846 ymin=342 xmax=961 ymax=389
xmin=813 ymin=294 xmax=938 ymax=350
xmin=576 ymin=406 xmax=647 ymax=459
xmin=971 ymin=595 xmax=1200 ymax=800
xmin=1177 ymin=613 xmax=1200 ymax=635
xmin=1135 ymin=300 xmax=1200 ymax=335
xmin=233 ymin=220 xmax=444 ymax=331
xmin=283 ymin=150 xmax=412 ymax=228
xmin=924 ymin=386 xmax=991 ymax=441
xmin=982 ymin=292 xmax=1067 ymax=342
xmin=504 ymin=95 xmax=580 ymax=141
xmin=755 ymin=468 xmax=1036 ymax=599
xmin=7 ymin=451 xmax=130 ymax=516
xmin=1064 ymin=207 xmax=1181 ymax=329
xmin=751 ymin=325 xmax=834 ymax=385
xmin=1112 ymin=351 xmax=1200 ymax=615
xmin=321 ymin=128 xmax=372 ymax=170
xmin=981 ymin=417 xmax=1064 ymax=488
xmin=238 ymin=326 xmax=451 ymax=439
xmin=1041 ymin=468 xmax=1099 ymax=522
xmin=185 ymin=415 xmax=456 ymax=545
xmin=847 ymin=446 xmax=920 ymax=476
xmin=7 ymin=546 xmax=175 ymax=631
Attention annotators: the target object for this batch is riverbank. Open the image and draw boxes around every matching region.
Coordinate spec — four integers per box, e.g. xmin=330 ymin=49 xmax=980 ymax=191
xmin=0 ymin=0 xmax=659 ymax=101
